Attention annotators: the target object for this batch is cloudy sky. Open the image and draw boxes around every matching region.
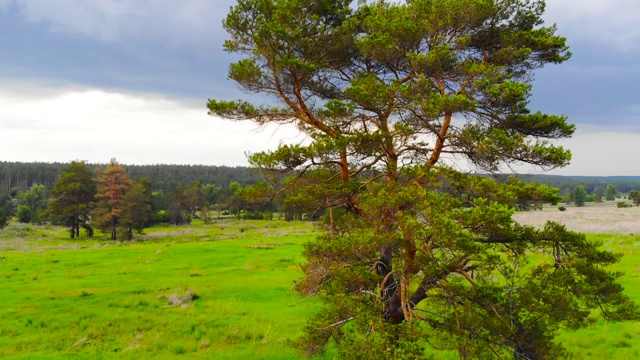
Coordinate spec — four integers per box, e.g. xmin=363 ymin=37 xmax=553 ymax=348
xmin=1 ymin=0 xmax=639 ymax=175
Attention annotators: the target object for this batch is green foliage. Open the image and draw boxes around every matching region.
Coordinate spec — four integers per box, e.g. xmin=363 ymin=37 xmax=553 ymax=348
xmin=617 ymin=202 xmax=632 ymax=208
xmin=299 ymin=171 xmax=638 ymax=358
xmin=594 ymin=186 xmax=604 ymax=203
xmin=628 ymin=190 xmax=640 ymax=206
xmin=0 ymin=192 xmax=15 ymax=221
xmin=573 ymin=185 xmax=588 ymax=207
xmin=605 ymin=184 xmax=618 ymax=201
xmin=19 ymin=183 xmax=49 ymax=224
xmin=16 ymin=205 xmax=34 ymax=223
xmin=212 ymin=0 xmax=637 ymax=358
xmin=0 ymin=161 xmax=264 ymax=196
xmin=507 ymin=178 xmax=560 ymax=210
xmin=0 ymin=208 xmax=8 ymax=229
xmin=47 ymin=161 xmax=97 ymax=238
xmin=168 ymin=182 xmax=191 ymax=225
xmin=558 ymin=206 xmax=566 ymax=211
xmin=241 ymin=182 xmax=275 ymax=212
xmin=119 ymin=178 xmax=155 ymax=239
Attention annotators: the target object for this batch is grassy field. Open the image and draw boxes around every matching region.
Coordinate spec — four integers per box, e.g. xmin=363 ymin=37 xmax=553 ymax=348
xmin=0 ymin=220 xmax=329 ymax=359
xmin=0 ymin=207 xmax=639 ymax=359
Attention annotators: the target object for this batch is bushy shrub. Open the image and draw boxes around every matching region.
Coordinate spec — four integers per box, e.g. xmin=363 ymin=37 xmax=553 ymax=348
xmin=617 ymin=202 xmax=632 ymax=208
xmin=558 ymin=206 xmax=566 ymax=211
xmin=16 ymin=205 xmax=34 ymax=223
xmin=153 ymin=210 xmax=170 ymax=224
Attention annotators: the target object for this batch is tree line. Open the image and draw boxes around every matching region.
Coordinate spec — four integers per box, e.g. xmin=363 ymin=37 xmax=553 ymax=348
xmin=519 ymin=174 xmax=640 ymax=194
xmin=0 ymin=160 xmax=304 ymax=237
xmin=0 ymin=161 xmax=262 ymax=193
xmin=5 ymin=161 xmax=640 ymax=196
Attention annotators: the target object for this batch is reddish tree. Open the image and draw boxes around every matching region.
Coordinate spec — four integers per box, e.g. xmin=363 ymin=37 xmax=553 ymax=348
xmin=93 ymin=159 xmax=133 ymax=240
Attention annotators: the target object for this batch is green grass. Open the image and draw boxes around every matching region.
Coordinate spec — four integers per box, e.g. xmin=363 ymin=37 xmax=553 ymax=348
xmin=0 ymin=221 xmax=639 ymax=359
xmin=0 ymin=220 xmax=328 ymax=359
xmin=556 ymin=233 xmax=640 ymax=359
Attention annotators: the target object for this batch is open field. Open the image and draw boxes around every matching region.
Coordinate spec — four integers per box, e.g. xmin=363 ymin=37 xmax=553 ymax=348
xmin=513 ymin=201 xmax=640 ymax=235
xmin=0 ymin=210 xmax=639 ymax=359
xmin=0 ymin=220 xmax=330 ymax=359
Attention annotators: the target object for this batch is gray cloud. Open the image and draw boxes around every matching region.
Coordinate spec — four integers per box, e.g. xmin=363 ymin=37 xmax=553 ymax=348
xmin=545 ymin=0 xmax=640 ymax=53
xmin=5 ymin=0 xmax=233 ymax=47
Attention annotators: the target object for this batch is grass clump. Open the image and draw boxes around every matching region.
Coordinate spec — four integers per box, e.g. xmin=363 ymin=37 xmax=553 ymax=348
xmin=158 ymin=288 xmax=199 ymax=308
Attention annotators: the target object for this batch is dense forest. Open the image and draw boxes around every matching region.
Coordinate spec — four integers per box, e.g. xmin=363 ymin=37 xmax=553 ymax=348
xmin=3 ymin=161 xmax=640 ymax=195
xmin=0 ymin=161 xmax=263 ymax=193
xmin=518 ymin=174 xmax=640 ymax=194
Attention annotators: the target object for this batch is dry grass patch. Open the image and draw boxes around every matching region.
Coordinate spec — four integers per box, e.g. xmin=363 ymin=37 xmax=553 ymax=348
xmin=158 ymin=288 xmax=199 ymax=308
xmin=513 ymin=202 xmax=640 ymax=234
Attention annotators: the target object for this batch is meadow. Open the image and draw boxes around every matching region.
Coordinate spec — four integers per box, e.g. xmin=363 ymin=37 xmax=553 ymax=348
xmin=0 ymin=206 xmax=639 ymax=359
xmin=0 ymin=220 xmax=328 ymax=359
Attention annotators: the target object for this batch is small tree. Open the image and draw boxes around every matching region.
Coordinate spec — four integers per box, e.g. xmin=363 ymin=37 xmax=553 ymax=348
xmin=120 ymin=178 xmax=154 ymax=240
xmin=168 ymin=182 xmax=190 ymax=225
xmin=605 ymin=184 xmax=618 ymax=201
xmin=242 ymin=182 xmax=275 ymax=212
xmin=19 ymin=183 xmax=49 ymax=224
xmin=185 ymin=182 xmax=205 ymax=217
xmin=594 ymin=186 xmax=604 ymax=203
xmin=16 ymin=205 xmax=34 ymax=223
xmin=573 ymin=185 xmax=588 ymax=207
xmin=628 ymin=190 xmax=640 ymax=206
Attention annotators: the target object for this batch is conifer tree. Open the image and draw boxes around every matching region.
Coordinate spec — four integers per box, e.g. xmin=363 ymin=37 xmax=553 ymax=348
xmin=210 ymin=0 xmax=638 ymax=358
xmin=92 ymin=159 xmax=133 ymax=240
xmin=120 ymin=178 xmax=154 ymax=240
xmin=48 ymin=161 xmax=96 ymax=238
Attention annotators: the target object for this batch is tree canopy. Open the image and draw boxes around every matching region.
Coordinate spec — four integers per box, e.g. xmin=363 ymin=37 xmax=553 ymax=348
xmin=572 ymin=185 xmax=587 ymax=207
xmin=210 ymin=0 xmax=637 ymax=358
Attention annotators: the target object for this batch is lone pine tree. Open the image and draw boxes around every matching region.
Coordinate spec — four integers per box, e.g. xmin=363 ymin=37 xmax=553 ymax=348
xmin=209 ymin=0 xmax=637 ymax=358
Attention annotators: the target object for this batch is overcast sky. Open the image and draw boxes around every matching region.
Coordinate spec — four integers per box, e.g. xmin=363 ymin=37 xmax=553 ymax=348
xmin=1 ymin=0 xmax=639 ymax=175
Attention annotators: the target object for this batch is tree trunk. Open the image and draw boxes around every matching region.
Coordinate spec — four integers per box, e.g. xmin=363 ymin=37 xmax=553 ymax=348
xmin=377 ymin=245 xmax=406 ymax=324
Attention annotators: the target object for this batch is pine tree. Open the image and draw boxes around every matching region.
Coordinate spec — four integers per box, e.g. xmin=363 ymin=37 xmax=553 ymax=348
xmin=210 ymin=0 xmax=638 ymax=358
xmin=92 ymin=159 xmax=133 ymax=240
xmin=120 ymin=178 xmax=154 ymax=240
xmin=47 ymin=161 xmax=96 ymax=238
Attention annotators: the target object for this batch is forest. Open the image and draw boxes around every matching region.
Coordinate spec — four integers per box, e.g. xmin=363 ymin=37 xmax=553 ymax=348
xmin=0 ymin=161 xmax=262 ymax=193
xmin=0 ymin=160 xmax=286 ymax=239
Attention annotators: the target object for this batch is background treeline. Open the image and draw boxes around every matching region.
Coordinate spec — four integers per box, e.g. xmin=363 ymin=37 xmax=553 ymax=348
xmin=517 ymin=174 xmax=640 ymax=194
xmin=0 ymin=161 xmax=262 ymax=193
xmin=4 ymin=161 xmax=640 ymax=194
xmin=0 ymin=160 xmax=282 ymax=235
